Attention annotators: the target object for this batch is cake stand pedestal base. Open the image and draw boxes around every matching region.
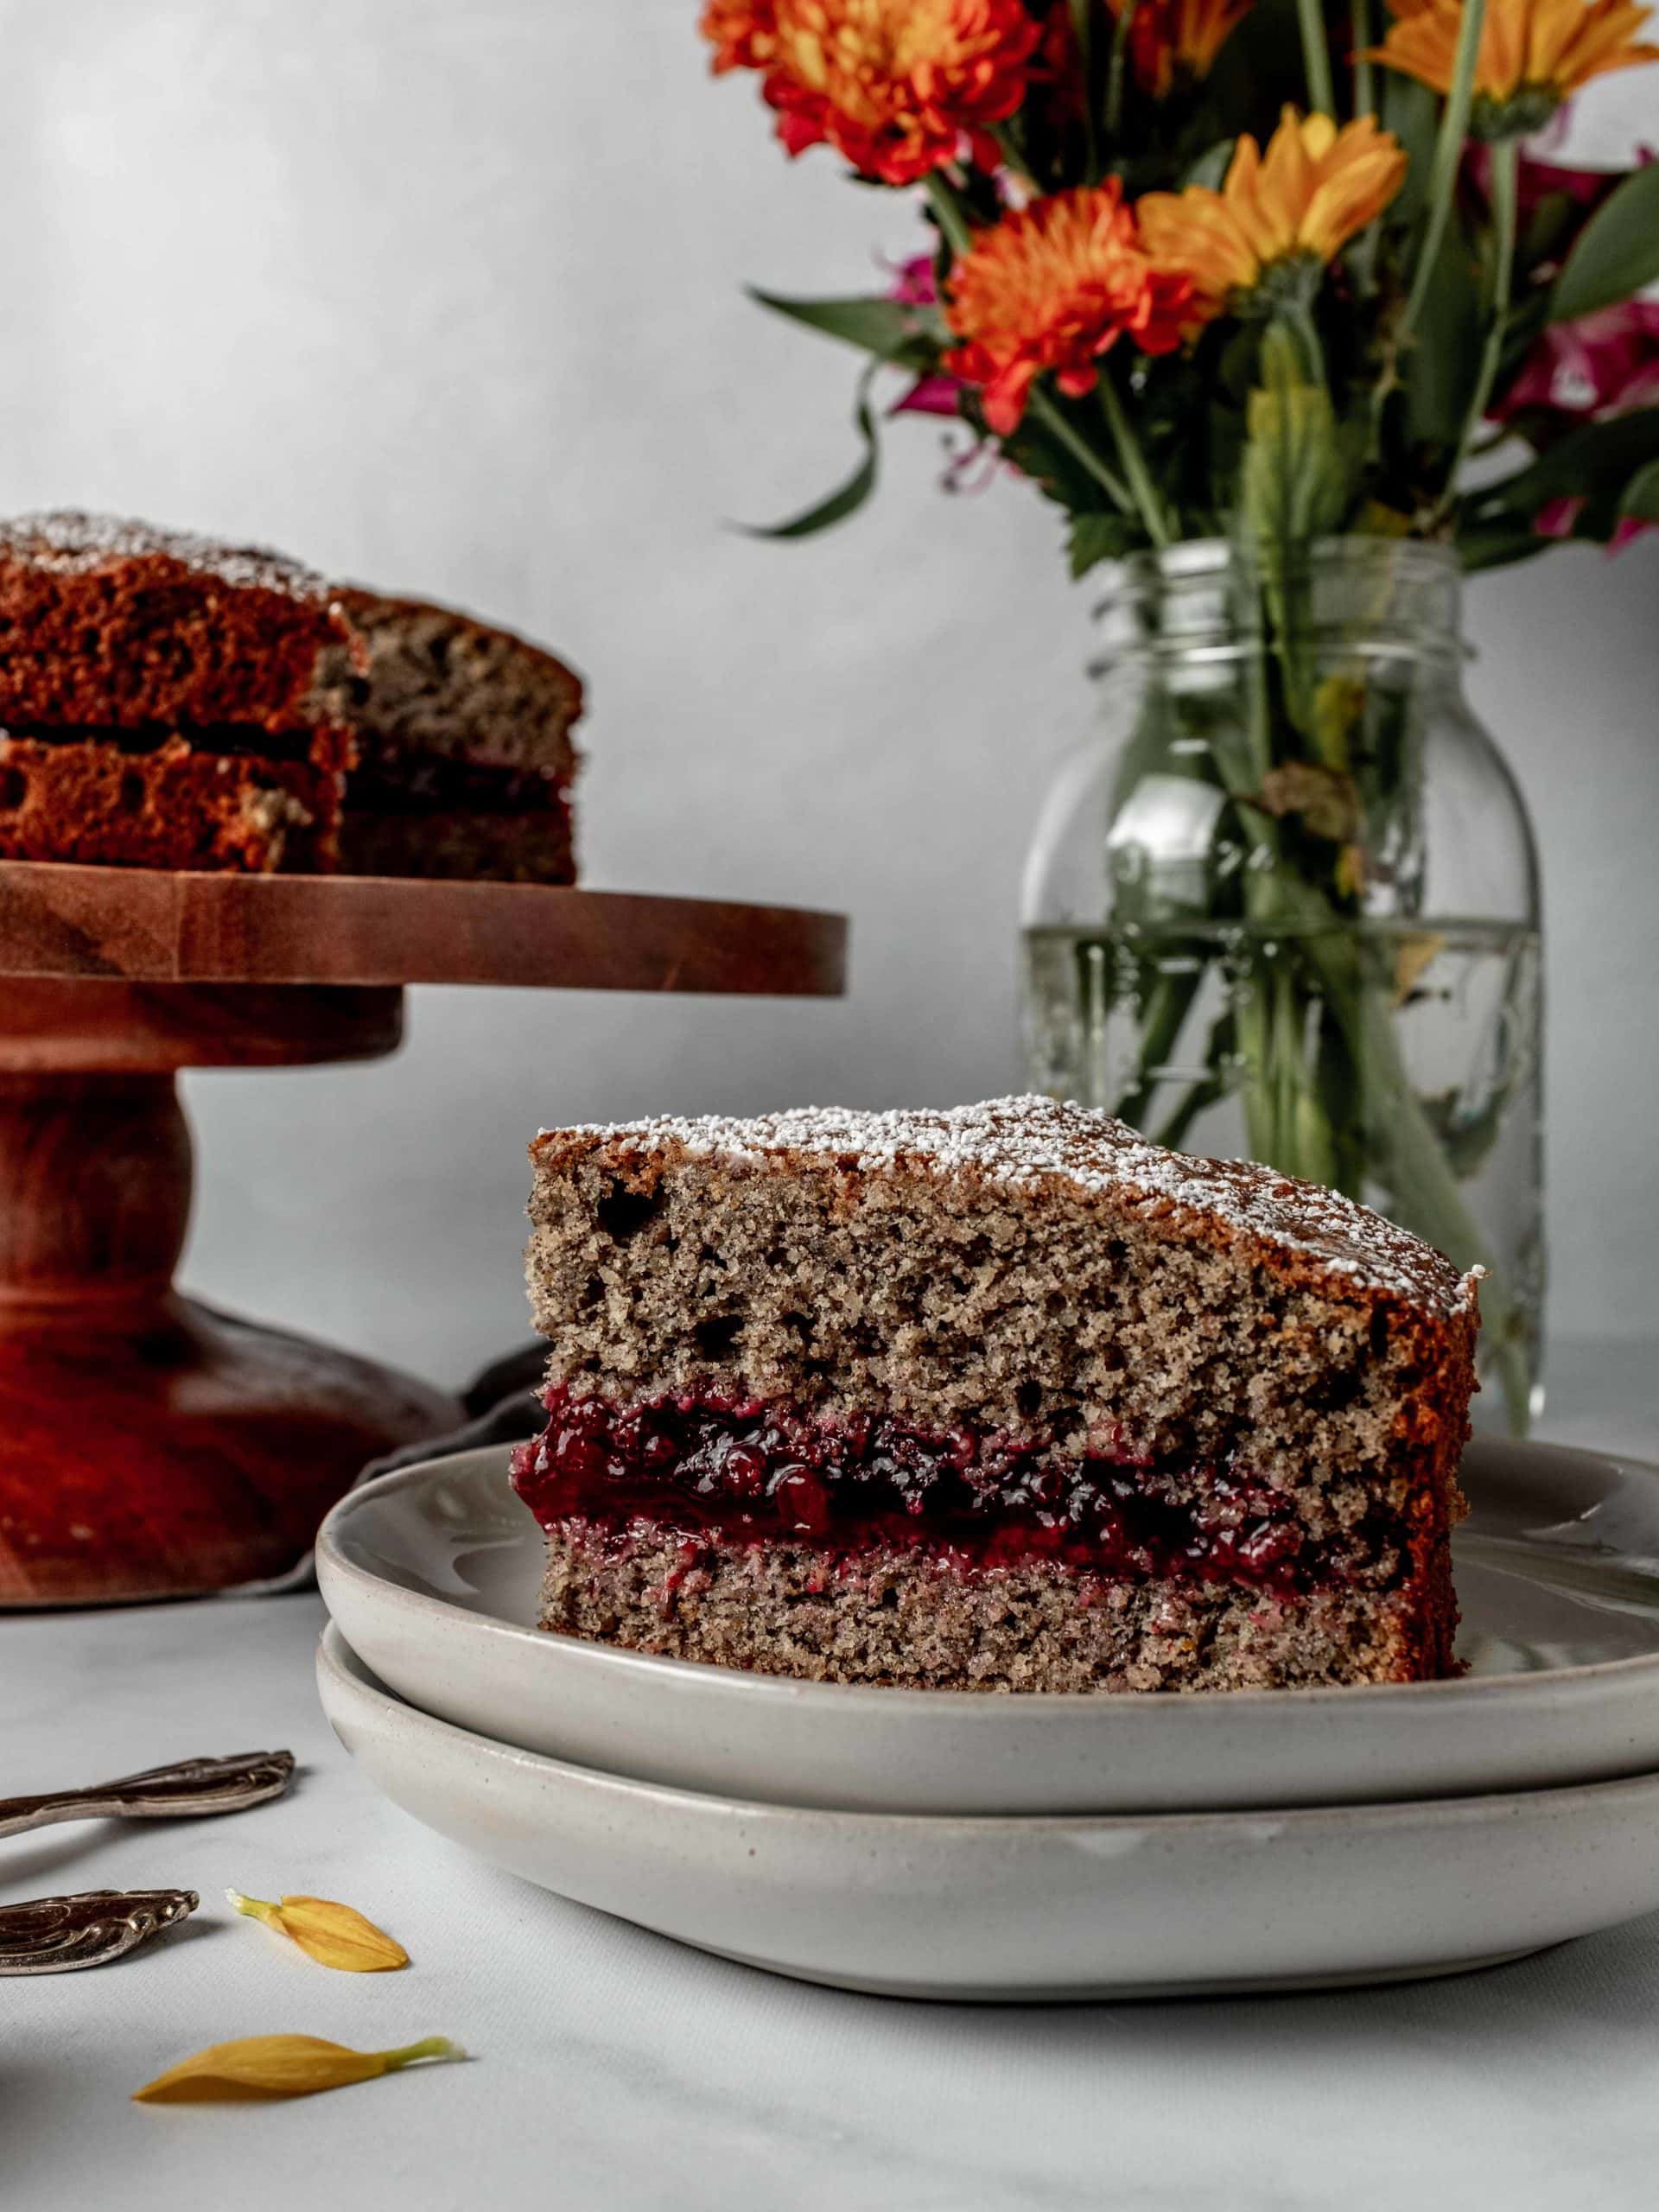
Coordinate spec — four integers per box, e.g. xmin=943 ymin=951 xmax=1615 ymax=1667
xmin=0 ymin=982 xmax=461 ymax=1605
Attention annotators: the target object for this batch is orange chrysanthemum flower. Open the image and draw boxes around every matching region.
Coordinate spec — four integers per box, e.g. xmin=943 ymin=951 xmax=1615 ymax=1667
xmin=700 ymin=0 xmax=1043 ymax=185
xmin=1104 ymin=0 xmax=1255 ymax=97
xmin=1138 ymin=108 xmax=1408 ymax=326
xmin=702 ymin=0 xmax=779 ymax=70
xmin=943 ymin=182 xmax=1193 ymax=434
xmin=1366 ymin=0 xmax=1659 ymax=127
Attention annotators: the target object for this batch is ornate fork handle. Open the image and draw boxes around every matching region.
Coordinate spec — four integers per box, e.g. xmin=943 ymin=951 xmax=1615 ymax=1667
xmin=0 ymin=1750 xmax=295 ymax=1840
xmin=0 ymin=1889 xmax=199 ymax=1975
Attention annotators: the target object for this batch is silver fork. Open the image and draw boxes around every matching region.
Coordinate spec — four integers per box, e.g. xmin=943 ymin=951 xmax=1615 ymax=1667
xmin=0 ymin=1749 xmax=295 ymax=1840
xmin=0 ymin=1888 xmax=200 ymax=1975
xmin=0 ymin=1749 xmax=294 ymax=1975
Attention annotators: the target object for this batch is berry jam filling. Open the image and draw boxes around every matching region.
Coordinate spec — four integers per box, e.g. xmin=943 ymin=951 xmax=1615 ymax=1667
xmin=512 ymin=1388 xmax=1403 ymax=1596
xmin=349 ymin=751 xmax=569 ymax=816
xmin=16 ymin=724 xmax=325 ymax=765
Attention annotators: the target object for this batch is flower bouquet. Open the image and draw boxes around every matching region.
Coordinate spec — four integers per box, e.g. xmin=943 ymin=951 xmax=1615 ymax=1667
xmin=701 ymin=0 xmax=1659 ymax=1426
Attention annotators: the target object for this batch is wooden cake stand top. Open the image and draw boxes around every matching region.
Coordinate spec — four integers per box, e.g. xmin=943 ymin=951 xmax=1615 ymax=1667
xmin=0 ymin=860 xmax=847 ymax=995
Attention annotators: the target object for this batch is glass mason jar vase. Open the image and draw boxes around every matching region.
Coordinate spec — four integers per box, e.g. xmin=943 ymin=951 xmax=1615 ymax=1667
xmin=1021 ymin=538 xmax=1543 ymax=1431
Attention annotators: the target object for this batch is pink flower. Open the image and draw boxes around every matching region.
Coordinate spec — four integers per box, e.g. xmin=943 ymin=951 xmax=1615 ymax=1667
xmin=890 ymin=372 xmax=962 ymax=416
xmin=1535 ymin=496 xmax=1650 ymax=550
xmin=887 ymin=251 xmax=938 ymax=307
xmin=1494 ymin=298 xmax=1659 ymax=429
xmin=883 ymin=250 xmax=962 ymax=416
xmin=1500 ymin=301 xmax=1659 ymax=550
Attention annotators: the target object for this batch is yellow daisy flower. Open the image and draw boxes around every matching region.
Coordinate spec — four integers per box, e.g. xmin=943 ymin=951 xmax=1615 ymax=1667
xmin=1367 ymin=0 xmax=1659 ymax=133
xmin=1138 ymin=108 xmax=1408 ymax=327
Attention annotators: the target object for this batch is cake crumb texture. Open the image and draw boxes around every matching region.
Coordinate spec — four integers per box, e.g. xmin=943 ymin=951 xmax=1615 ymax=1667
xmin=537 ymin=1525 xmax=1459 ymax=1692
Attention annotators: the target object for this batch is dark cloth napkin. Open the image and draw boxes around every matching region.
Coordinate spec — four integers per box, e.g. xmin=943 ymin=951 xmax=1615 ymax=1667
xmin=356 ymin=1341 xmax=547 ymax=1486
xmin=238 ymin=1344 xmax=547 ymax=1596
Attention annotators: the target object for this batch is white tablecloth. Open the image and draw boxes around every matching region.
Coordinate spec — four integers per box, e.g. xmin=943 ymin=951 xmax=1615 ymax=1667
xmin=6 ymin=1338 xmax=1659 ymax=2212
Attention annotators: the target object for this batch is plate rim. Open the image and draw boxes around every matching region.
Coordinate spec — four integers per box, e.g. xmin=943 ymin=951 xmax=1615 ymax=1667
xmin=316 ymin=1618 xmax=1659 ymax=1834
xmin=317 ymin=1433 xmax=1659 ymax=1715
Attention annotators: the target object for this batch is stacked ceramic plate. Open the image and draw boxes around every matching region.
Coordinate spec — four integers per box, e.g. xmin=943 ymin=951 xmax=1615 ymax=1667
xmin=316 ymin=1434 xmax=1659 ymax=2000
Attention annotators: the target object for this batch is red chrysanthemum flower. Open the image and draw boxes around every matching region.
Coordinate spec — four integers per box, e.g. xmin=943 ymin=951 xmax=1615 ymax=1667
xmin=700 ymin=0 xmax=1043 ymax=185
xmin=943 ymin=182 xmax=1192 ymax=433
xmin=1105 ymin=0 xmax=1255 ymax=97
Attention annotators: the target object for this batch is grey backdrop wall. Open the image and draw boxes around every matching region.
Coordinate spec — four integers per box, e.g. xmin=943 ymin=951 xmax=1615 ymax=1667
xmin=3 ymin=3 xmax=1655 ymax=1385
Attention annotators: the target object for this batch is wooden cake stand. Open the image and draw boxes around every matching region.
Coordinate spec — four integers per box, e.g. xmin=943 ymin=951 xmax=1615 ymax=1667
xmin=0 ymin=861 xmax=845 ymax=1607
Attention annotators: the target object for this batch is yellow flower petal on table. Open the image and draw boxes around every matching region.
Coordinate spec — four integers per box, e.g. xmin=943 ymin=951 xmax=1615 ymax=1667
xmin=133 ymin=2034 xmax=462 ymax=2104
xmin=226 ymin=1889 xmax=409 ymax=1973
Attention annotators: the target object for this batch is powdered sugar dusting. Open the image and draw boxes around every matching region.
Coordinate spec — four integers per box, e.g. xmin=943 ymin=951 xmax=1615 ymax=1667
xmin=543 ymin=1095 xmax=1476 ymax=1319
xmin=0 ymin=510 xmax=332 ymax=602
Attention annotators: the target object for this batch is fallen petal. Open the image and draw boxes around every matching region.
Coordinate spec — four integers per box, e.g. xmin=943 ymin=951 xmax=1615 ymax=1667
xmin=133 ymin=2034 xmax=462 ymax=2104
xmin=226 ymin=1889 xmax=409 ymax=1973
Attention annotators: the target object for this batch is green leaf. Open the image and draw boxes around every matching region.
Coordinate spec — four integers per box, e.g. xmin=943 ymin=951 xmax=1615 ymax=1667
xmin=1548 ymin=166 xmax=1659 ymax=323
xmin=1457 ymin=520 xmax=1553 ymax=572
xmin=1619 ymin=456 xmax=1659 ymax=520
xmin=1068 ymin=510 xmax=1139 ymax=578
xmin=1405 ymin=216 xmax=1483 ymax=447
xmin=1182 ymin=138 xmax=1235 ymax=191
xmin=1376 ymin=77 xmax=1440 ymax=228
xmin=1462 ymin=407 xmax=1659 ymax=528
xmin=747 ymin=287 xmax=945 ymax=372
xmin=744 ymin=378 xmax=880 ymax=541
xmin=1238 ymin=325 xmax=1350 ymax=550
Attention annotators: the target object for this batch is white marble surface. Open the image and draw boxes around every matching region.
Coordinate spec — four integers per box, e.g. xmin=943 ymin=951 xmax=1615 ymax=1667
xmin=5 ymin=1340 xmax=1659 ymax=2211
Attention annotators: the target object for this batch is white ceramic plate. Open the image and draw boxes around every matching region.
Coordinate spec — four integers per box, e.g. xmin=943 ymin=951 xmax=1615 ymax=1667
xmin=317 ymin=1621 xmax=1659 ymax=2002
xmin=316 ymin=1435 xmax=1659 ymax=1816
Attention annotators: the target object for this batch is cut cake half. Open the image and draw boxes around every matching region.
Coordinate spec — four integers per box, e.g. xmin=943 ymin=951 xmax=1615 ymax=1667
xmin=516 ymin=1097 xmax=1479 ymax=1694
xmin=332 ymin=588 xmax=582 ymax=884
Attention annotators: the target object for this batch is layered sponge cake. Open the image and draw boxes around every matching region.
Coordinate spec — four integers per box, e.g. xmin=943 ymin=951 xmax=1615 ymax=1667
xmin=513 ymin=1098 xmax=1478 ymax=1694
xmin=0 ymin=511 xmax=358 ymax=873
xmin=332 ymin=588 xmax=582 ymax=885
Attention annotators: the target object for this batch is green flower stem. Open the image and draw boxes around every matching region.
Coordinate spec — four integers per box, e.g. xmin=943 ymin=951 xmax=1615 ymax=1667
xmin=1113 ymin=960 xmax=1205 ymax=1131
xmin=991 ymin=124 xmax=1038 ymax=190
xmin=1348 ymin=0 xmax=1383 ymax=294
xmin=1352 ymin=0 xmax=1376 ymax=116
xmin=1397 ymin=0 xmax=1489 ymax=349
xmin=1148 ymin=1007 xmax=1236 ymax=1151
xmin=1070 ymin=0 xmax=1102 ymax=178
xmin=1433 ymin=133 xmax=1517 ymax=520
xmin=1097 ymin=375 xmax=1173 ymax=545
xmin=1105 ymin=0 xmax=1139 ymax=139
xmin=1295 ymin=0 xmax=1338 ymax=115
xmin=1029 ymin=386 xmax=1137 ymax=512
xmin=923 ymin=171 xmax=974 ymax=258
xmin=1281 ymin=296 xmax=1329 ymax=391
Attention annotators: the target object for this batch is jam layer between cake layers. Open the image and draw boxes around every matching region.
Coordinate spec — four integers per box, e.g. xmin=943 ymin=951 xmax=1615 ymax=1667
xmin=511 ymin=1386 xmax=1420 ymax=1599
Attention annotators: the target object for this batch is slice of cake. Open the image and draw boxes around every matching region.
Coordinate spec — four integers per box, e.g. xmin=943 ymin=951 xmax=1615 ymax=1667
xmin=332 ymin=588 xmax=582 ymax=884
xmin=513 ymin=1098 xmax=1478 ymax=1694
xmin=0 ymin=511 xmax=359 ymax=873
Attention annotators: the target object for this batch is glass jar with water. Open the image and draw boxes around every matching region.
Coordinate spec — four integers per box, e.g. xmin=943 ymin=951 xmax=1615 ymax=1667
xmin=1021 ymin=538 xmax=1542 ymax=1430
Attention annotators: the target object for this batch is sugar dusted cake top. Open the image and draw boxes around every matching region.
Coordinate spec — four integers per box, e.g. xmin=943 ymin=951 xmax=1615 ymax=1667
xmin=534 ymin=1095 xmax=1478 ymax=1319
xmin=0 ymin=509 xmax=333 ymax=603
